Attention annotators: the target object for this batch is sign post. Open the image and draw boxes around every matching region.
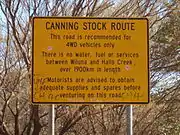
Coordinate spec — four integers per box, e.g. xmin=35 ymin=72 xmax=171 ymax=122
xmin=48 ymin=104 xmax=55 ymax=135
xmin=127 ymin=105 xmax=133 ymax=135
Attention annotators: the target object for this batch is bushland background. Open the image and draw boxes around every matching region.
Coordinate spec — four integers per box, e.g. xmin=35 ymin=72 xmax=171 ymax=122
xmin=0 ymin=0 xmax=180 ymax=135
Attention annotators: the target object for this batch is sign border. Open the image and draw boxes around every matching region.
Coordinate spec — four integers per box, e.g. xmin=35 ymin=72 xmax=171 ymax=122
xmin=32 ymin=17 xmax=149 ymax=104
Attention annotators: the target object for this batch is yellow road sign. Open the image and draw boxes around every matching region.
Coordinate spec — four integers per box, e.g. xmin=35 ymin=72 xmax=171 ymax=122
xmin=32 ymin=17 xmax=149 ymax=104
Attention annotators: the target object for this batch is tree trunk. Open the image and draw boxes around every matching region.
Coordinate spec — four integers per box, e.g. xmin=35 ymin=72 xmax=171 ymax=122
xmin=32 ymin=105 xmax=41 ymax=135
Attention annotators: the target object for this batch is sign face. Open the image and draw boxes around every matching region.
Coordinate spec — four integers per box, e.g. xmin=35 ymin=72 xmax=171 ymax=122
xmin=32 ymin=17 xmax=149 ymax=104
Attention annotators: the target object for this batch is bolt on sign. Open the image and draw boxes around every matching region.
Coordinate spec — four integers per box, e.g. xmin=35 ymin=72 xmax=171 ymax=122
xmin=32 ymin=17 xmax=149 ymax=104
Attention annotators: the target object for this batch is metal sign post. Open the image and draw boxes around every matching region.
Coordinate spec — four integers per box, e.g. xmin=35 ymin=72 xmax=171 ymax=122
xmin=48 ymin=104 xmax=55 ymax=135
xmin=127 ymin=105 xmax=133 ymax=135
